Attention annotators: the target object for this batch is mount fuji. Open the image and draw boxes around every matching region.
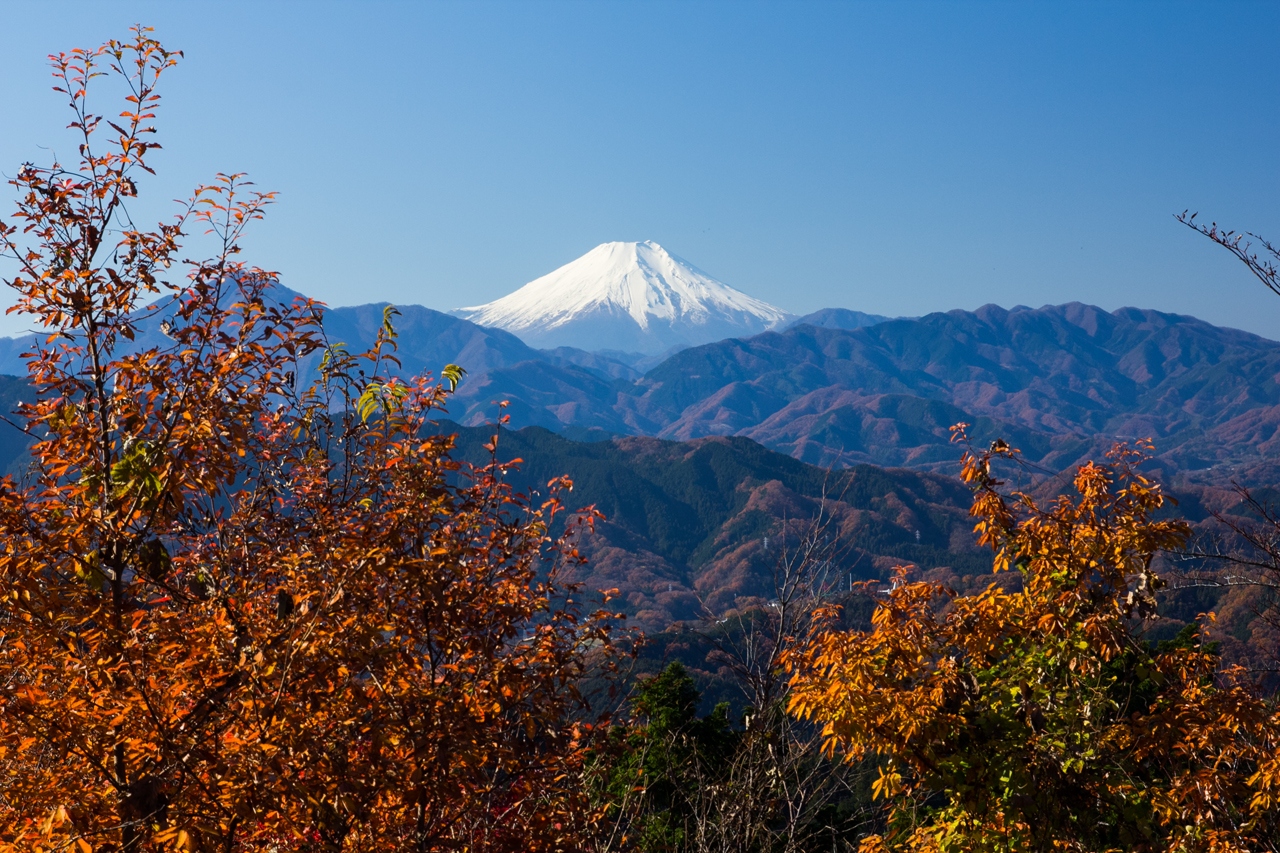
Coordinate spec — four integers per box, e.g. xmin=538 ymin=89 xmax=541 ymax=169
xmin=453 ymin=241 xmax=793 ymax=354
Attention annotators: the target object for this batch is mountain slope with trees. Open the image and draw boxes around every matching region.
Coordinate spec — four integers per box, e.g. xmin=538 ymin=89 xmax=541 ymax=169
xmin=631 ymin=302 xmax=1280 ymax=478
xmin=439 ymin=422 xmax=985 ymax=630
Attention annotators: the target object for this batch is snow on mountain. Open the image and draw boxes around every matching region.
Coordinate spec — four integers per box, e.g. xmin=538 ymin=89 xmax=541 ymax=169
xmin=454 ymin=241 xmax=793 ymax=354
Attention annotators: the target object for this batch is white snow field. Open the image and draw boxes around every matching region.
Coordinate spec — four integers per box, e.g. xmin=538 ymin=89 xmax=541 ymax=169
xmin=454 ymin=241 xmax=793 ymax=354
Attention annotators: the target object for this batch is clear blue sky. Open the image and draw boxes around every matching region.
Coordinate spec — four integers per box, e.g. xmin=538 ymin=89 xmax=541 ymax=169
xmin=1 ymin=1 xmax=1278 ymax=338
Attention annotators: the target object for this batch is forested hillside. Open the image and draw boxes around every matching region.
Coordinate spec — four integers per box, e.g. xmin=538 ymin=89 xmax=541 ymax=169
xmin=440 ymin=422 xmax=985 ymax=630
xmin=635 ymin=302 xmax=1280 ymax=478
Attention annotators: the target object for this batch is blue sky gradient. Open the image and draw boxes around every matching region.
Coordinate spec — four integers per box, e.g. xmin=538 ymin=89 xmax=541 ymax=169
xmin=1 ymin=1 xmax=1277 ymax=337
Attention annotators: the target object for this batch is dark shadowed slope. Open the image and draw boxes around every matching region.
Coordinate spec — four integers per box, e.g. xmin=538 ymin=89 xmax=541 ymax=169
xmin=0 ymin=374 xmax=33 ymax=478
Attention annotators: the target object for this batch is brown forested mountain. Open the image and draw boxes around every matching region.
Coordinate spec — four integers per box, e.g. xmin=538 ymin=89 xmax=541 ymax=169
xmin=439 ymin=422 xmax=986 ymax=632
xmin=398 ymin=299 xmax=1280 ymax=483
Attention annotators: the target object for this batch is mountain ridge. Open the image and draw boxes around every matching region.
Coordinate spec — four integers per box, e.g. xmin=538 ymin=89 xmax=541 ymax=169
xmin=0 ymin=294 xmax=1275 ymax=485
xmin=624 ymin=301 xmax=1280 ymax=478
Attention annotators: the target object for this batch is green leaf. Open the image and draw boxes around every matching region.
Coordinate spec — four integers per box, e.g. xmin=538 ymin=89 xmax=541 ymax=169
xmin=441 ymin=363 xmax=466 ymax=392
xmin=320 ymin=342 xmax=348 ymax=376
xmin=357 ymin=384 xmax=381 ymax=423
xmin=382 ymin=305 xmax=400 ymax=339
xmin=357 ymin=380 xmax=408 ymax=423
xmin=75 ymin=551 xmax=108 ymax=591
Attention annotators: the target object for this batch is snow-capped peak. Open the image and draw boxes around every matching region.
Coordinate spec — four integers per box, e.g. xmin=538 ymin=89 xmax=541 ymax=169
xmin=454 ymin=241 xmax=792 ymax=354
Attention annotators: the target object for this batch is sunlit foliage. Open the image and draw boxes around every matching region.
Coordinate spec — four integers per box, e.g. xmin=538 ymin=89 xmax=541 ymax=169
xmin=0 ymin=29 xmax=615 ymax=852
xmin=786 ymin=430 xmax=1280 ymax=853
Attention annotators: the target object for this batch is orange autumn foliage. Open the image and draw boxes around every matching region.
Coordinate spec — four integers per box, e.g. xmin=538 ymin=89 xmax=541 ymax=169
xmin=0 ymin=29 xmax=616 ymax=852
xmin=785 ymin=431 xmax=1280 ymax=853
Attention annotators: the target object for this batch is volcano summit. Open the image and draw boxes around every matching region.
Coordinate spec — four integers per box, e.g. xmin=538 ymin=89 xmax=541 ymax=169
xmin=454 ymin=241 xmax=792 ymax=354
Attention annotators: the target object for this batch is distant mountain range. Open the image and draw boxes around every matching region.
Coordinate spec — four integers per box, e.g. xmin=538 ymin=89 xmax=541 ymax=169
xmin=359 ymin=299 xmax=1280 ymax=484
xmin=2 ymin=294 xmax=1275 ymax=485
xmin=628 ymin=302 xmax=1280 ymax=482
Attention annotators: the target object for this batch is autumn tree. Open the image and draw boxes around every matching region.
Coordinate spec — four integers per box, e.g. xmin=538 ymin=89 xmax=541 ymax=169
xmin=0 ymin=28 xmax=616 ymax=852
xmin=785 ymin=432 xmax=1280 ymax=853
